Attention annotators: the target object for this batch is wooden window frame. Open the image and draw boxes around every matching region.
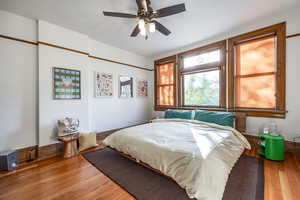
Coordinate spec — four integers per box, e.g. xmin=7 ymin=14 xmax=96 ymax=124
xmin=178 ymin=40 xmax=227 ymax=109
xmin=154 ymin=55 xmax=177 ymax=111
xmin=228 ymin=22 xmax=286 ymax=118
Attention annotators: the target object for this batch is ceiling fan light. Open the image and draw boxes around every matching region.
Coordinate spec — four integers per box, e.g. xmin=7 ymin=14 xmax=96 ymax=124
xmin=138 ymin=19 xmax=145 ymax=29
xmin=140 ymin=27 xmax=146 ymax=36
xmin=149 ymin=22 xmax=156 ymax=33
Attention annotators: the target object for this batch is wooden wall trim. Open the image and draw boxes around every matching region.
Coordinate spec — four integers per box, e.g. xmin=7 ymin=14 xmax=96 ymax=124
xmin=38 ymin=41 xmax=89 ymax=55
xmin=0 ymin=34 xmax=38 ymax=45
xmin=38 ymin=42 xmax=153 ymax=71
xmin=16 ymin=145 xmax=38 ymax=163
xmin=37 ymin=143 xmax=64 ymax=160
xmin=0 ymin=34 xmax=153 ymax=72
xmin=286 ymin=33 xmax=300 ymax=39
xmin=89 ymin=55 xmax=153 ymax=71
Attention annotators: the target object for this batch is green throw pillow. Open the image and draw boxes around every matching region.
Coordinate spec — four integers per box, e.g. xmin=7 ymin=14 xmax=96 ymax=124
xmin=194 ymin=110 xmax=235 ymax=127
xmin=165 ymin=110 xmax=193 ymax=120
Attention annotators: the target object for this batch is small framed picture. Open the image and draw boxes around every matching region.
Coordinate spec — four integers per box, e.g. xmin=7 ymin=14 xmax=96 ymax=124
xmin=119 ymin=76 xmax=133 ymax=98
xmin=53 ymin=67 xmax=81 ymax=100
xmin=95 ymin=72 xmax=113 ymax=98
xmin=136 ymin=79 xmax=148 ymax=97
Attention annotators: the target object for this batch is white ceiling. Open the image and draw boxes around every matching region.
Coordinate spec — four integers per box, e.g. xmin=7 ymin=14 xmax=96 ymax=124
xmin=0 ymin=0 xmax=299 ymax=57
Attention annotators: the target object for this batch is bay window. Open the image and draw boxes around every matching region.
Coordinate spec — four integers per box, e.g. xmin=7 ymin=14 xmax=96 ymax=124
xmin=154 ymin=22 xmax=286 ymax=118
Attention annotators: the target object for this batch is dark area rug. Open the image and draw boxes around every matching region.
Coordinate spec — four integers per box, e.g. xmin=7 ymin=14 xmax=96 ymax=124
xmin=83 ymin=148 xmax=264 ymax=200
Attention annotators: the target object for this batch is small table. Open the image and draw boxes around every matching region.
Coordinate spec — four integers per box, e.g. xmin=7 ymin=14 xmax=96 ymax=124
xmin=258 ymin=133 xmax=285 ymax=161
xmin=58 ymin=133 xmax=80 ymax=158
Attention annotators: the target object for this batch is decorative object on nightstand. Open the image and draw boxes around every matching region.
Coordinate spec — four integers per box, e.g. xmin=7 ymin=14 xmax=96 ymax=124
xmin=58 ymin=133 xmax=80 ymax=158
xmin=57 ymin=117 xmax=80 ymax=137
xmin=57 ymin=117 xmax=80 ymax=158
xmin=258 ymin=133 xmax=285 ymax=161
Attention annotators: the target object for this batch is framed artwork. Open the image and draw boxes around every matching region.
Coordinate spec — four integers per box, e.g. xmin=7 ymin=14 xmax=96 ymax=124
xmin=53 ymin=67 xmax=81 ymax=100
xmin=119 ymin=76 xmax=133 ymax=98
xmin=95 ymin=72 xmax=113 ymax=98
xmin=137 ymin=79 xmax=148 ymax=97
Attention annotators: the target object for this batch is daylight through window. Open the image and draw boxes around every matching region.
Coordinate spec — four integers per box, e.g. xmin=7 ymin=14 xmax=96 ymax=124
xmin=183 ymin=50 xmax=220 ymax=68
xmin=155 ymin=58 xmax=176 ymax=107
xmin=183 ymin=70 xmax=220 ymax=106
xmin=235 ymin=36 xmax=276 ymax=109
xmin=179 ymin=41 xmax=226 ymax=107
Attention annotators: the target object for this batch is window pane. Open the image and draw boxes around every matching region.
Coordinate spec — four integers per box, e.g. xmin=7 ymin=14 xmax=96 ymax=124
xmin=158 ymin=86 xmax=174 ymax=106
xmin=184 ymin=70 xmax=219 ymax=106
xmin=235 ymin=36 xmax=276 ymax=109
xmin=236 ymin=36 xmax=276 ymax=75
xmin=236 ymin=75 xmax=276 ymax=109
xmin=158 ymin=63 xmax=174 ymax=85
xmin=184 ymin=50 xmax=220 ymax=68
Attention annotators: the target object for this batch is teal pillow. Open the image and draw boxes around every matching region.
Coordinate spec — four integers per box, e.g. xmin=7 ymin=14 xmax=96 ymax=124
xmin=165 ymin=110 xmax=193 ymax=120
xmin=194 ymin=110 xmax=235 ymax=127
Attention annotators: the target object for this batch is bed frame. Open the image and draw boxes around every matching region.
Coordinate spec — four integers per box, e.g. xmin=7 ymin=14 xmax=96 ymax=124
xmin=107 ymin=112 xmax=247 ymax=181
xmin=109 ymin=146 xmax=174 ymax=179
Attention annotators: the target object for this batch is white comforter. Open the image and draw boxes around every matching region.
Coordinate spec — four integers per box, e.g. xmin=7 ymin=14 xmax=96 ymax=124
xmin=103 ymin=119 xmax=251 ymax=200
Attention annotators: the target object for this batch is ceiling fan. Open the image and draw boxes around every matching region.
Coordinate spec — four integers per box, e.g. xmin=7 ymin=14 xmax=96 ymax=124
xmin=103 ymin=0 xmax=186 ymax=39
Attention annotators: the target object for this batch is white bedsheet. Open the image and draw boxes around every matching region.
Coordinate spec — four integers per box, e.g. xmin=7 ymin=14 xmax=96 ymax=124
xmin=103 ymin=119 xmax=251 ymax=200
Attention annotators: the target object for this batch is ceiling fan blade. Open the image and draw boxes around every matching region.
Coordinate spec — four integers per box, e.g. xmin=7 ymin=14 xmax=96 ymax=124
xmin=153 ymin=20 xmax=171 ymax=36
xmin=103 ymin=11 xmax=137 ymax=18
xmin=130 ymin=25 xmax=140 ymax=37
xmin=156 ymin=3 xmax=186 ymax=18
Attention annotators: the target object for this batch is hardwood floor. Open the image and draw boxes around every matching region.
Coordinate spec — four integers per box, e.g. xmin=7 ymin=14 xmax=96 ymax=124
xmin=0 ymin=146 xmax=299 ymax=200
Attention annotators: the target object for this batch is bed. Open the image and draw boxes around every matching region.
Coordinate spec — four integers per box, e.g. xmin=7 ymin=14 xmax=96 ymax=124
xmin=103 ymin=112 xmax=251 ymax=200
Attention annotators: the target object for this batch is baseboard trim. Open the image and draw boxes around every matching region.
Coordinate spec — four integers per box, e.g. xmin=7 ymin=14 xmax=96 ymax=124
xmin=16 ymin=143 xmax=63 ymax=164
xmin=38 ymin=143 xmax=64 ymax=160
xmin=16 ymin=145 xmax=38 ymax=163
xmin=244 ymin=134 xmax=300 ymax=154
xmin=15 ymin=122 xmax=148 ymax=164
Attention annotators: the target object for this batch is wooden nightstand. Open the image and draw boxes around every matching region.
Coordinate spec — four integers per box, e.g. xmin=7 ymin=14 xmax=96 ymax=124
xmin=58 ymin=133 xmax=80 ymax=158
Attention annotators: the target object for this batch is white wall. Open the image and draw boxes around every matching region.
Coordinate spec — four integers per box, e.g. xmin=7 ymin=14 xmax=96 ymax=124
xmin=0 ymin=11 xmax=154 ymax=151
xmin=39 ymin=20 xmax=89 ymax=53
xmin=153 ymin=6 xmax=300 ymax=141
xmin=37 ymin=21 xmax=153 ymax=146
xmin=0 ymin=38 xmax=37 ymax=151
xmin=38 ymin=47 xmax=91 ymax=146
xmin=89 ymin=39 xmax=153 ymax=69
xmin=0 ymin=10 xmax=37 ymax=42
xmin=88 ymin=40 xmax=153 ymax=133
xmin=38 ymin=20 xmax=91 ymax=146
xmin=89 ymin=53 xmax=153 ymax=132
xmin=0 ymin=10 xmax=38 ymax=151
